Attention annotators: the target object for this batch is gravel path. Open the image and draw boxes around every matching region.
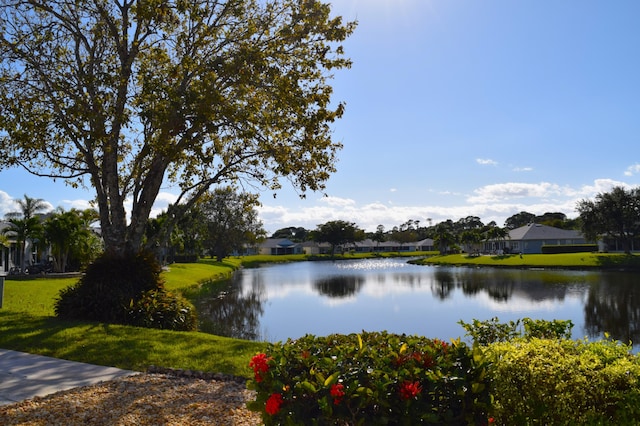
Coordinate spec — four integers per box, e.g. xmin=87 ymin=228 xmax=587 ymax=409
xmin=0 ymin=373 xmax=262 ymax=425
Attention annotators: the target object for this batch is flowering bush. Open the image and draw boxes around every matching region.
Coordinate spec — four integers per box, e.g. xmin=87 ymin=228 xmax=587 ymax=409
xmin=247 ymin=331 xmax=491 ymax=425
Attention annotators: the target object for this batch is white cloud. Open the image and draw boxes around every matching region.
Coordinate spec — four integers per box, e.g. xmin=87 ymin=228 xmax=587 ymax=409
xmin=476 ymin=158 xmax=498 ymax=166
xmin=576 ymin=178 xmax=628 ymax=198
xmin=257 ymin=178 xmax=634 ymax=233
xmin=624 ymin=163 xmax=640 ymax=176
xmin=60 ymin=199 xmax=94 ymax=211
xmin=466 ymin=182 xmax=569 ymax=204
xmin=318 ymin=195 xmax=357 ymax=207
xmin=0 ymin=191 xmax=54 ymax=217
xmin=0 ymin=190 xmax=19 ymax=217
xmin=513 ymin=166 xmax=533 ymax=172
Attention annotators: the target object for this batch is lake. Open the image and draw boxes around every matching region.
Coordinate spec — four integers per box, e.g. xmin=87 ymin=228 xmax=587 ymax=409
xmin=194 ymin=257 xmax=640 ymax=349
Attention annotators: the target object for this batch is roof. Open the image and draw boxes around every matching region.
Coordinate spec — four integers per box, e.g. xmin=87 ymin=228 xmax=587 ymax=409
xmin=259 ymin=238 xmax=299 ymax=248
xmin=508 ymin=224 xmax=584 ymax=241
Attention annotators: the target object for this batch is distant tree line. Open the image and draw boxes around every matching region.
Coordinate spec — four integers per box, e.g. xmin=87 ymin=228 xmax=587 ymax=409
xmin=269 ymin=212 xmax=576 ymax=255
xmin=273 ymin=186 xmax=640 ymax=255
xmin=4 ymin=186 xmax=637 ymax=272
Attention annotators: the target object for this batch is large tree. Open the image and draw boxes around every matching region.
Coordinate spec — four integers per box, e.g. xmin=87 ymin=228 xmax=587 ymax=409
xmin=199 ymin=186 xmax=266 ymax=261
xmin=313 ymin=220 xmax=364 ymax=256
xmin=0 ymin=0 xmax=355 ymax=256
xmin=504 ymin=211 xmax=535 ymax=230
xmin=577 ymin=186 xmax=640 ymax=254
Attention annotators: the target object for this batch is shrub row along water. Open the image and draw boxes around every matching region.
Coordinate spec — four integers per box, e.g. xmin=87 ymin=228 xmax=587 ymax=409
xmin=248 ymin=319 xmax=640 ymax=425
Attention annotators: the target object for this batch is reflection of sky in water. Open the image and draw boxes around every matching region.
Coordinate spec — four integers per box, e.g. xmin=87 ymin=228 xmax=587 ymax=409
xmin=229 ymin=259 xmax=637 ymax=350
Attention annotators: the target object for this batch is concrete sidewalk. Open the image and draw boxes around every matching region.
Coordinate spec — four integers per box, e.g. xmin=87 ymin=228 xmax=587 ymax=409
xmin=0 ymin=349 xmax=138 ymax=406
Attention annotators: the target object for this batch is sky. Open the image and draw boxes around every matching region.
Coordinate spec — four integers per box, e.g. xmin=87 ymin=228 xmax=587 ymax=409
xmin=1 ymin=0 xmax=640 ymax=235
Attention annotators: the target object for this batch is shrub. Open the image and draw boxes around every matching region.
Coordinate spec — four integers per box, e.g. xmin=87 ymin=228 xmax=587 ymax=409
xmin=458 ymin=317 xmax=573 ymax=345
xmin=126 ymin=289 xmax=197 ymax=331
xmin=247 ymin=331 xmax=491 ymax=425
xmin=486 ymin=337 xmax=640 ymax=424
xmin=541 ymin=244 xmax=598 ymax=254
xmin=55 ymin=250 xmax=197 ymax=330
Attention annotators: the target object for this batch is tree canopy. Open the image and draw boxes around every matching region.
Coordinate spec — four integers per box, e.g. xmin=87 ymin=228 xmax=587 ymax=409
xmin=312 ymin=220 xmax=364 ymax=255
xmin=0 ymin=0 xmax=356 ymax=255
xmin=577 ymin=186 xmax=640 ymax=254
xmin=199 ymin=186 xmax=266 ymax=261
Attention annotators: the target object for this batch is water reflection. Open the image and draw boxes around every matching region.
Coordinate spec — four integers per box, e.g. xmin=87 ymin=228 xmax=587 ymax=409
xmin=584 ymin=273 xmax=640 ymax=346
xmin=191 ymin=259 xmax=640 ymax=349
xmin=196 ymin=281 xmax=265 ymax=341
xmin=314 ymin=275 xmax=365 ymax=298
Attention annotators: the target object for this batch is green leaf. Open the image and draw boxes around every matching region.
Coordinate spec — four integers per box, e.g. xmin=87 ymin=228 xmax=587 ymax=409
xmin=301 ymin=381 xmax=317 ymax=393
xmin=324 ymin=371 xmax=340 ymax=386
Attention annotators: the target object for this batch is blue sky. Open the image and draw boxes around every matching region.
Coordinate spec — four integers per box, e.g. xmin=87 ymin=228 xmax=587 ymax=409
xmin=1 ymin=0 xmax=640 ymax=234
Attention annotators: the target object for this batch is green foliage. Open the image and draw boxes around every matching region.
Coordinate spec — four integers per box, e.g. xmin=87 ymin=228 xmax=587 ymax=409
xmin=486 ymin=337 xmax=640 ymax=424
xmin=247 ymin=332 xmax=491 ymax=425
xmin=0 ymin=262 xmax=267 ymax=376
xmin=312 ymin=220 xmax=365 ymax=256
xmin=198 ymin=187 xmax=266 ymax=261
xmin=459 ymin=317 xmax=573 ymax=345
xmin=44 ymin=208 xmax=101 ymax=272
xmin=0 ymin=0 xmax=355 ymax=255
xmin=541 ymin=244 xmax=598 ymax=254
xmin=54 ymin=250 xmax=193 ymax=330
xmin=577 ymin=186 xmax=640 ymax=254
xmin=126 ymin=289 xmax=197 ymax=331
xmin=458 ymin=318 xmax=521 ymax=346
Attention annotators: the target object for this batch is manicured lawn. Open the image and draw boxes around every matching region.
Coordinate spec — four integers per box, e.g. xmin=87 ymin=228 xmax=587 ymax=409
xmin=0 ymin=261 xmax=266 ymax=377
xmin=2 ymin=251 xmax=632 ymax=378
xmin=414 ymin=252 xmax=640 ymax=269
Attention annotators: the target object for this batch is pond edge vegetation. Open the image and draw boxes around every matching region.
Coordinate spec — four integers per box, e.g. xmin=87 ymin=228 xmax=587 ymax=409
xmin=3 ymin=254 xmax=640 ymax=424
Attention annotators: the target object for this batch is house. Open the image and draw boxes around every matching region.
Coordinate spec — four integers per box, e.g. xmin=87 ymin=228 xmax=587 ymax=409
xmin=485 ymin=223 xmax=587 ymax=254
xmin=258 ymin=238 xmax=304 ymax=255
xmin=0 ymin=221 xmax=35 ymax=273
xmin=260 ymin=238 xmax=436 ymax=256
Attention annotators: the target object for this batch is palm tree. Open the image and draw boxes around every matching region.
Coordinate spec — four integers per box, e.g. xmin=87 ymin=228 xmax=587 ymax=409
xmin=485 ymin=226 xmax=510 ymax=254
xmin=433 ymin=223 xmax=457 ymax=254
xmin=4 ymin=195 xmax=48 ymax=271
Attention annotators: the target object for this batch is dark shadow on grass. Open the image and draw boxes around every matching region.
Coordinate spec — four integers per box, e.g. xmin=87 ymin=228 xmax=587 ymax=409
xmin=594 ymin=254 xmax=640 ymax=270
xmin=491 ymin=254 xmax=517 ymax=261
xmin=0 ymin=312 xmax=263 ymax=377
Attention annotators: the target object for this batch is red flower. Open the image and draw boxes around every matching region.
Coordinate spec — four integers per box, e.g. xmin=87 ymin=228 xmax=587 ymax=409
xmin=265 ymin=393 xmax=283 ymax=415
xmin=399 ymin=380 xmax=422 ymax=400
xmin=249 ymin=353 xmax=271 ymax=383
xmin=330 ymin=383 xmax=345 ymax=405
xmin=488 ymin=417 xmax=495 ymax=424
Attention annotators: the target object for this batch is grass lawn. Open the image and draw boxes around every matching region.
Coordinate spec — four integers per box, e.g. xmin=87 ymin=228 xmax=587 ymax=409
xmin=2 ymin=251 xmax=631 ymax=378
xmin=0 ymin=261 xmax=266 ymax=378
xmin=414 ymin=252 xmax=640 ymax=269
